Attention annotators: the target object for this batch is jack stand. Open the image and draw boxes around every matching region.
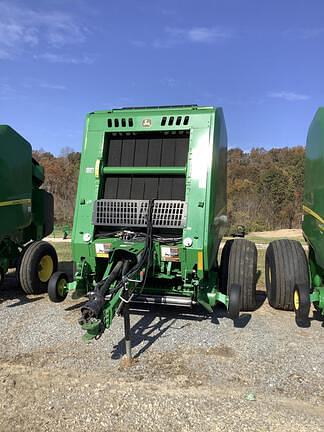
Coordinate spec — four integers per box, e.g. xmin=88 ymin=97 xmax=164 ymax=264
xmin=123 ymin=293 xmax=132 ymax=361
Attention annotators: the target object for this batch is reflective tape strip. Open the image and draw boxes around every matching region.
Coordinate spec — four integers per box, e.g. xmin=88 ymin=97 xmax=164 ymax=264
xmin=197 ymin=250 xmax=203 ymax=271
xmin=303 ymin=205 xmax=324 ymax=225
xmin=95 ymin=159 xmax=101 ymax=178
xmin=0 ymin=198 xmax=31 ymax=208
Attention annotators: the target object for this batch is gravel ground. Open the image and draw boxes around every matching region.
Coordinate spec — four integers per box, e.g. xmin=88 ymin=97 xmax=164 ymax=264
xmin=0 ymin=265 xmax=324 ymax=431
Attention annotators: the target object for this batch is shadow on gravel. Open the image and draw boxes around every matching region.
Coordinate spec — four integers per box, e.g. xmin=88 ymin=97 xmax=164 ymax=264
xmin=111 ymin=301 xmax=258 ymax=359
xmin=312 ymin=310 xmax=324 ymax=325
xmin=0 ymin=261 xmax=73 ymax=307
xmin=211 ymin=306 xmax=252 ymax=328
xmin=255 ymin=290 xmax=267 ymax=309
xmin=0 ymin=273 xmax=44 ymax=307
xmin=210 ymin=289 xmax=266 ymax=328
xmin=65 ymin=300 xmax=87 ymax=311
xmin=295 ymin=309 xmax=324 ymax=328
xmin=111 ymin=304 xmax=212 ymax=359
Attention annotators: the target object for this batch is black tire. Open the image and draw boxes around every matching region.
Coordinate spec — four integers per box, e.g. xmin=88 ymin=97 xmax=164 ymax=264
xmin=0 ymin=268 xmax=4 ymax=287
xmin=219 ymin=240 xmax=233 ymax=293
xmin=293 ymin=283 xmax=311 ymax=322
xmin=226 ymin=239 xmax=257 ymax=311
xmin=265 ymin=240 xmax=309 ymax=310
xmin=48 ymin=272 xmax=68 ymax=303
xmin=228 ymin=283 xmax=241 ymax=319
xmin=15 ymin=242 xmax=33 ymax=285
xmin=19 ymin=241 xmax=58 ymax=294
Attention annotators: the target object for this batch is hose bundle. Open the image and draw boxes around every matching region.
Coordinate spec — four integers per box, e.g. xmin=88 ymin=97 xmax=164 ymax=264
xmin=80 ymin=200 xmax=155 ymax=323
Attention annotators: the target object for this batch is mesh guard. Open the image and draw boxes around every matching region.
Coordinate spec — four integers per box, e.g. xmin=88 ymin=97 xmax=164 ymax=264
xmin=93 ymin=199 xmax=187 ymax=228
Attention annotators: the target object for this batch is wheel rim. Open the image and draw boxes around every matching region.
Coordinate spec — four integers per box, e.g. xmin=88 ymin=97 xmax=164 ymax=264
xmin=294 ymin=290 xmax=300 ymax=311
xmin=38 ymin=255 xmax=54 ymax=282
xmin=57 ymin=278 xmax=67 ymax=297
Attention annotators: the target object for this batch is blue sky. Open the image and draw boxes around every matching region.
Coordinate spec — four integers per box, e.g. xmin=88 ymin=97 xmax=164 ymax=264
xmin=0 ymin=0 xmax=323 ymax=154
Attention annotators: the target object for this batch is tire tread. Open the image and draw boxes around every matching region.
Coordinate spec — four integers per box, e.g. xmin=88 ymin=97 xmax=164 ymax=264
xmin=226 ymin=239 xmax=257 ymax=311
xmin=19 ymin=241 xmax=58 ymax=294
xmin=265 ymin=239 xmax=309 ymax=310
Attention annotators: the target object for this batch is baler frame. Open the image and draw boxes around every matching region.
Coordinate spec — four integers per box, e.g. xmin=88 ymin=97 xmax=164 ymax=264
xmin=48 ymin=105 xmax=257 ymax=358
xmin=264 ymin=109 xmax=324 ymax=323
xmin=0 ymin=125 xmax=57 ymax=294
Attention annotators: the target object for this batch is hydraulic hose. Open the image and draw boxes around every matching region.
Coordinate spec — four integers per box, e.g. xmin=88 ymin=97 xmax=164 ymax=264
xmin=80 ymin=259 xmax=124 ymax=322
xmin=98 ymin=260 xmax=124 ymax=297
xmin=79 ymin=199 xmax=155 ymax=324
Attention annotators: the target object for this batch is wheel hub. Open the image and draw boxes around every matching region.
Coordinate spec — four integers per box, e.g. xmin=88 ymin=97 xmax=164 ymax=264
xmin=57 ymin=278 xmax=67 ymax=297
xmin=294 ymin=290 xmax=300 ymax=310
xmin=38 ymin=255 xmax=54 ymax=282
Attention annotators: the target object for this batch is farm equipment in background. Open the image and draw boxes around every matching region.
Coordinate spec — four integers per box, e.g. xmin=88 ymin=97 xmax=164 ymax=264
xmin=231 ymin=225 xmax=246 ymax=238
xmin=299 ymin=108 xmax=324 ymax=320
xmin=48 ymin=105 xmax=257 ymax=358
xmin=265 ymin=108 xmax=324 ymax=323
xmin=62 ymin=225 xmax=70 ymax=240
xmin=0 ymin=125 xmax=57 ymax=293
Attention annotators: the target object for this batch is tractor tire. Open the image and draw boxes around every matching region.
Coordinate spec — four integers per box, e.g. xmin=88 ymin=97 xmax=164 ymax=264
xmin=228 ymin=283 xmax=241 ymax=319
xmin=15 ymin=242 xmax=32 ymax=285
xmin=219 ymin=239 xmax=233 ymax=293
xmin=48 ymin=272 xmax=68 ymax=303
xmin=265 ymin=240 xmax=309 ymax=310
xmin=226 ymin=239 xmax=257 ymax=311
xmin=19 ymin=241 xmax=58 ymax=294
xmin=293 ymin=283 xmax=311 ymax=323
xmin=0 ymin=268 xmax=4 ymax=287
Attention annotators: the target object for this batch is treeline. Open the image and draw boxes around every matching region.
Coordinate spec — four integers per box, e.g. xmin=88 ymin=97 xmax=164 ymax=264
xmin=227 ymin=147 xmax=304 ymax=232
xmin=33 ymin=148 xmax=80 ymax=224
xmin=33 ymin=146 xmax=305 ymax=232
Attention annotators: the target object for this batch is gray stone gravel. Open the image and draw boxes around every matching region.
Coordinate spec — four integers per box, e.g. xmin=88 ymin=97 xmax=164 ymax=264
xmin=0 ymin=272 xmax=324 ymax=431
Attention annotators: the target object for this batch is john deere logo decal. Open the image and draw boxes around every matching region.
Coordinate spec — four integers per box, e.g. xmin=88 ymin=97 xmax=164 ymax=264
xmin=142 ymin=118 xmax=152 ymax=128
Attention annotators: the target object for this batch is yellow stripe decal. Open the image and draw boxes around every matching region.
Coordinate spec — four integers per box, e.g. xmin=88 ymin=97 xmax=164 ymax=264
xmin=303 ymin=205 xmax=324 ymax=225
xmin=0 ymin=198 xmax=31 ymax=208
xmin=96 ymin=253 xmax=109 ymax=258
xmin=197 ymin=251 xmax=203 ymax=271
xmin=95 ymin=159 xmax=101 ymax=178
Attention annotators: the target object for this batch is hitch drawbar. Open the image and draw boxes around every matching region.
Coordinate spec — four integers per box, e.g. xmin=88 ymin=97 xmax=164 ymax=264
xmin=79 ymin=259 xmax=125 ymax=323
xmin=78 ymin=257 xmax=142 ymax=358
xmin=77 ymin=200 xmax=156 ymax=359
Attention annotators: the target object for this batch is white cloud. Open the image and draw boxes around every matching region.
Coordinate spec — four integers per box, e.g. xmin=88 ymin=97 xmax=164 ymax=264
xmin=39 ymin=82 xmax=67 ymax=91
xmin=285 ymin=28 xmax=324 ymax=40
xmin=165 ymin=26 xmax=233 ymax=43
xmin=33 ymin=53 xmax=93 ymax=64
xmin=22 ymin=78 xmax=67 ymax=90
xmin=130 ymin=40 xmax=146 ymax=48
xmin=162 ymin=77 xmax=176 ymax=87
xmin=0 ymin=48 xmax=12 ymax=60
xmin=0 ymin=2 xmax=89 ymax=59
xmin=150 ymin=26 xmax=233 ymax=49
xmin=267 ymin=91 xmax=310 ymax=101
xmin=0 ymin=81 xmax=15 ymax=100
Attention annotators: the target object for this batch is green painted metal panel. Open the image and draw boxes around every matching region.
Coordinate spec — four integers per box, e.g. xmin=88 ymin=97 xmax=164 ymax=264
xmin=303 ymin=108 xmax=324 ymax=269
xmin=0 ymin=125 xmax=32 ymax=237
xmin=71 ymin=105 xmax=227 ymax=302
xmin=0 ymin=125 xmax=54 ymax=275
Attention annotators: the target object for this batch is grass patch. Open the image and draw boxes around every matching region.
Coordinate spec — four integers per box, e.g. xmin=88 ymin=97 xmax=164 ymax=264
xmin=257 ymin=249 xmax=266 ymax=289
xmin=51 ymin=242 xmax=72 ymax=262
xmin=246 ymin=235 xmax=306 ymax=245
xmin=52 ymin=225 xmax=72 ymax=239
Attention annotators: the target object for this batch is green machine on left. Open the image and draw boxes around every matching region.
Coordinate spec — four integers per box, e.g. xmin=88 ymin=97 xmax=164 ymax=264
xmin=0 ymin=125 xmax=57 ymax=293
